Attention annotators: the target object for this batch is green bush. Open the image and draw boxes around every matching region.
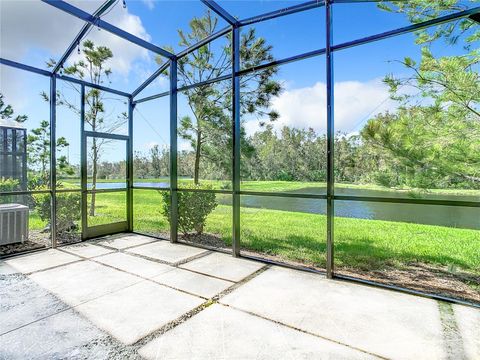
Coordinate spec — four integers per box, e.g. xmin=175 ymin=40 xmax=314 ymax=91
xmin=161 ymin=184 xmax=218 ymax=235
xmin=0 ymin=178 xmax=20 ymax=191
xmin=0 ymin=178 xmax=20 ymax=204
xmin=33 ymin=191 xmax=81 ymax=234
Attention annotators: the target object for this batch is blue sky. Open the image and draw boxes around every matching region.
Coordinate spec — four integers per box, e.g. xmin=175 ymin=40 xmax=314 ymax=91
xmin=0 ymin=0 xmax=476 ymax=165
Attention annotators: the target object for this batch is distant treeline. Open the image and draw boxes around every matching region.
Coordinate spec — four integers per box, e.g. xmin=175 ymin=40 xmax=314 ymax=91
xmin=130 ymin=123 xmax=479 ymax=190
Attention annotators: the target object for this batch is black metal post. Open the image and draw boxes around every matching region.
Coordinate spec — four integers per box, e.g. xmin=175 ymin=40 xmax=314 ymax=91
xmin=127 ymin=97 xmax=134 ymax=231
xmin=169 ymin=58 xmax=178 ymax=243
xmin=80 ymin=84 xmax=87 ymax=239
xmin=49 ymin=76 xmax=57 ymax=248
xmin=325 ymin=0 xmax=334 ymax=278
xmin=232 ymin=26 xmax=241 ymax=257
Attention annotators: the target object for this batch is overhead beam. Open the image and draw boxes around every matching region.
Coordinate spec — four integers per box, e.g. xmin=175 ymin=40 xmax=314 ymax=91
xmin=200 ymin=0 xmax=238 ymax=26
xmin=239 ymin=0 xmax=325 ymax=26
xmin=55 ymin=74 xmax=131 ymax=98
xmin=177 ymin=26 xmax=231 ymax=59
xmin=53 ymin=0 xmax=117 ymax=74
xmin=42 ymin=0 xmax=174 ymax=59
xmin=132 ymin=61 xmax=170 ymax=99
xmin=0 ymin=58 xmax=52 ymax=77
xmin=237 ymin=48 xmax=326 ymax=77
xmin=134 ymin=91 xmax=169 ymax=104
xmin=0 ymin=58 xmax=131 ymax=98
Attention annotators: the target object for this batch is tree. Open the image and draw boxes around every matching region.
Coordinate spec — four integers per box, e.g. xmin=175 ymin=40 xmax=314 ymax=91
xmin=149 ymin=144 xmax=169 ymax=178
xmin=158 ymin=11 xmax=282 ymax=184
xmin=363 ymin=0 xmax=480 ymax=189
xmin=47 ymin=40 xmax=127 ymax=215
xmin=134 ymin=151 xmax=151 ymax=179
xmin=0 ymin=93 xmax=27 ymax=123
xmin=27 ymin=120 xmax=72 ymax=186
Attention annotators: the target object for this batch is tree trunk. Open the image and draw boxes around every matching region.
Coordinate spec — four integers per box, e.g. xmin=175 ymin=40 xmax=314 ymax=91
xmin=194 ymin=130 xmax=202 ymax=185
xmin=89 ymin=137 xmax=97 ymax=216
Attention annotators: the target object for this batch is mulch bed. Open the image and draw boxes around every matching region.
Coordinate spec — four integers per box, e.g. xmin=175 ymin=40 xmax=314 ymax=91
xmin=0 ymin=230 xmax=83 ymax=258
xmin=336 ymin=264 xmax=480 ymax=304
xmin=0 ymin=240 xmax=46 ymax=258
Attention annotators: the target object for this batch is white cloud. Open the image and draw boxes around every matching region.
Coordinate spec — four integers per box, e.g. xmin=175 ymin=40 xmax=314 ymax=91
xmin=245 ymin=79 xmax=398 ymax=136
xmin=67 ymin=5 xmax=153 ymax=77
xmin=0 ymin=1 xmax=153 ymax=76
xmin=142 ymin=0 xmax=156 ymax=10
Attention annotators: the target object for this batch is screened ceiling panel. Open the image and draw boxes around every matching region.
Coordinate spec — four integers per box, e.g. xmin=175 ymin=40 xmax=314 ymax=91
xmin=239 ymin=6 xmax=325 ymax=70
xmin=100 ymin=0 xmax=229 ymax=54
xmin=217 ymin=0 xmax=309 ymax=20
xmin=61 ymin=23 xmax=159 ymax=93
xmin=133 ymin=70 xmax=169 ymax=100
xmin=0 ymin=1 xmax=88 ymax=70
xmin=333 ymin=1 xmax=480 ymax=46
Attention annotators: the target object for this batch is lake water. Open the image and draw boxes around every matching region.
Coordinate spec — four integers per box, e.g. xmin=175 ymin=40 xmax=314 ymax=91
xmin=224 ymin=187 xmax=479 ymax=230
xmin=90 ymin=183 xmax=479 ymax=230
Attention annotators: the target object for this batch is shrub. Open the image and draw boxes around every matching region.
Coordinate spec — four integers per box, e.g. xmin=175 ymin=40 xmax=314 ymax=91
xmin=0 ymin=177 xmax=20 ymax=191
xmin=161 ymin=184 xmax=218 ymax=235
xmin=0 ymin=178 xmax=20 ymax=203
xmin=33 ymin=191 xmax=81 ymax=234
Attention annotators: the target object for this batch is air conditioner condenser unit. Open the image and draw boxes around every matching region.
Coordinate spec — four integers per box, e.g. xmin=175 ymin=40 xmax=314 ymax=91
xmin=0 ymin=203 xmax=29 ymax=246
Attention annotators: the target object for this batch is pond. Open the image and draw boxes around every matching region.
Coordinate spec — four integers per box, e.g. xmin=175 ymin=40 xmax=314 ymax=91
xmin=222 ymin=187 xmax=480 ymax=230
xmin=89 ymin=183 xmax=479 ymax=230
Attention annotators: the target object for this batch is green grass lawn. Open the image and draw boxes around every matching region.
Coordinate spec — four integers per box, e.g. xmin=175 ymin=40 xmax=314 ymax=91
xmin=206 ymin=205 xmax=480 ymax=273
xmin=28 ymin=189 xmax=480 ymax=275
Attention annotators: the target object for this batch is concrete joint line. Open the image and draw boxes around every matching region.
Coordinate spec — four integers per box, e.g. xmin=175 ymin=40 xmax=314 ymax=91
xmin=438 ymin=302 xmax=468 ymax=360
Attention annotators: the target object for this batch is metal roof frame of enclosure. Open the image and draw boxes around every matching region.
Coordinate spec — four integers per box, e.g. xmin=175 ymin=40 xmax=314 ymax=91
xmin=0 ymin=0 xmax=479 ymax=308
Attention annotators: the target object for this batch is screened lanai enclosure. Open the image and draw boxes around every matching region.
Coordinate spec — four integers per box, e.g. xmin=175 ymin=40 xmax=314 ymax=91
xmin=0 ymin=0 xmax=479 ymax=311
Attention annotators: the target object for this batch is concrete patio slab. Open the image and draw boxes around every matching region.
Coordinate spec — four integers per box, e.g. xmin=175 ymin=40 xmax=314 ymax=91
xmin=221 ymin=266 xmax=450 ymax=360
xmin=2 ymin=240 xmax=478 ymax=360
xmin=0 ymin=273 xmax=68 ymax=335
xmin=454 ymin=304 xmax=480 ymax=359
xmin=75 ymin=280 xmax=204 ymax=345
xmin=94 ymin=252 xmax=174 ymax=279
xmin=153 ymin=267 xmax=234 ymax=298
xmin=180 ymin=252 xmax=265 ymax=282
xmin=139 ymin=304 xmax=376 ymax=360
xmin=127 ymin=241 xmax=208 ymax=264
xmin=0 ymin=309 xmax=129 ymax=360
xmin=4 ymin=249 xmax=81 ymax=274
xmin=60 ymin=243 xmax=114 ymax=258
xmin=29 ymin=260 xmax=141 ymax=306
xmin=96 ymin=234 xmax=154 ymax=249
